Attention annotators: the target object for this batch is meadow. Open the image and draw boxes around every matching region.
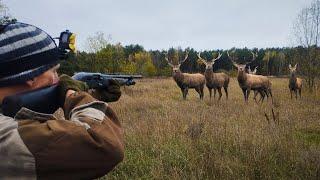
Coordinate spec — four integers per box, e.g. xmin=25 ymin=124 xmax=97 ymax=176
xmin=103 ymin=77 xmax=320 ymax=179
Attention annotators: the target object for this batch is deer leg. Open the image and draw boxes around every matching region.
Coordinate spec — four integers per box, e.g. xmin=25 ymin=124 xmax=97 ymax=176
xmin=182 ymin=88 xmax=187 ymax=100
xmin=185 ymin=88 xmax=189 ymax=100
xmin=253 ymin=90 xmax=257 ymax=102
xmin=290 ymin=89 xmax=293 ymax=99
xmin=299 ymin=89 xmax=302 ymax=98
xmin=256 ymin=90 xmax=262 ymax=103
xmin=180 ymin=88 xmax=185 ymax=99
xmin=213 ymin=88 xmax=217 ymax=99
xmin=200 ymin=86 xmax=204 ymax=100
xmin=217 ymin=87 xmax=222 ymax=101
xmin=209 ymin=88 xmax=212 ymax=100
xmin=295 ymin=89 xmax=298 ymax=99
xmin=246 ymin=88 xmax=251 ymax=102
xmin=259 ymin=90 xmax=265 ymax=103
xmin=242 ymin=88 xmax=247 ymax=101
xmin=224 ymin=86 xmax=228 ymax=100
xmin=269 ymin=89 xmax=273 ymax=104
xmin=195 ymin=87 xmax=201 ymax=99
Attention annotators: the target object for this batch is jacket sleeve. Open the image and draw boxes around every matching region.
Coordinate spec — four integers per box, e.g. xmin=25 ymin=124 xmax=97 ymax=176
xmin=17 ymin=92 xmax=124 ymax=180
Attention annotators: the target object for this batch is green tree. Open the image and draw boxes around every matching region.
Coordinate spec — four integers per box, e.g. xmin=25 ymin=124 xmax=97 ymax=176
xmin=133 ymin=52 xmax=156 ymax=76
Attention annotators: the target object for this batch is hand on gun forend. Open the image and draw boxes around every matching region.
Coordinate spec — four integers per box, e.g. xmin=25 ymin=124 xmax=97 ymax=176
xmin=88 ymin=79 xmax=122 ymax=102
xmin=58 ymin=74 xmax=121 ymax=103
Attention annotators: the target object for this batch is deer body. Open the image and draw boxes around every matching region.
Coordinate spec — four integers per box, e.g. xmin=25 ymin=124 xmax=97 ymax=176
xmin=237 ymin=69 xmax=272 ymax=102
xmin=248 ymin=66 xmax=264 ymax=102
xmin=228 ymin=51 xmax=272 ymax=103
xmin=289 ymin=64 xmax=303 ymax=99
xmin=166 ymin=52 xmax=205 ymax=100
xmin=173 ymin=71 xmax=205 ymax=89
xmin=198 ymin=52 xmax=229 ymax=100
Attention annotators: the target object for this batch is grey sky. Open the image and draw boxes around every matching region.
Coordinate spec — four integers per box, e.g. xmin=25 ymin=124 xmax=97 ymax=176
xmin=3 ymin=0 xmax=313 ymax=51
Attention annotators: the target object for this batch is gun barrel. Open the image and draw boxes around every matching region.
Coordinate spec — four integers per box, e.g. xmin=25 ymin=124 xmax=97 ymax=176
xmin=72 ymin=72 xmax=142 ymax=88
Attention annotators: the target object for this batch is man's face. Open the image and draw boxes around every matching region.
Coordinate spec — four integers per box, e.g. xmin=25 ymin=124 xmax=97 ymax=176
xmin=31 ymin=64 xmax=60 ymax=89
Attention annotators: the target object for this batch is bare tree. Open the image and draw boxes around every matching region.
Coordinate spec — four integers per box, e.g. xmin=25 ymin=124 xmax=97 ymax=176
xmin=293 ymin=0 xmax=320 ymax=91
xmin=0 ymin=0 xmax=17 ymax=24
xmin=85 ymin=31 xmax=112 ymax=53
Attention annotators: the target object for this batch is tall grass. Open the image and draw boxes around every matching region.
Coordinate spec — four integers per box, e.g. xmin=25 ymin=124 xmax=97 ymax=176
xmin=102 ymin=77 xmax=320 ymax=179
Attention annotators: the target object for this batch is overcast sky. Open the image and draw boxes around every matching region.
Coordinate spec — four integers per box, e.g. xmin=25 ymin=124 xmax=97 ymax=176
xmin=3 ymin=0 xmax=313 ymax=51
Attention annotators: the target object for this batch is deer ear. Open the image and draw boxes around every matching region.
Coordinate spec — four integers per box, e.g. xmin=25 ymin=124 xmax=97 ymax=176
xmin=289 ymin=64 xmax=292 ymax=69
xmin=294 ymin=64 xmax=297 ymax=69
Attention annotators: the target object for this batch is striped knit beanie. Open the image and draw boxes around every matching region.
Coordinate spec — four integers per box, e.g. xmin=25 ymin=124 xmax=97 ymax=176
xmin=0 ymin=22 xmax=59 ymax=87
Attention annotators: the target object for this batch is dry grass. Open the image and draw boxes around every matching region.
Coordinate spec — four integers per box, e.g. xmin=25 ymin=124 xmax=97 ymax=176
xmin=102 ymin=77 xmax=320 ymax=180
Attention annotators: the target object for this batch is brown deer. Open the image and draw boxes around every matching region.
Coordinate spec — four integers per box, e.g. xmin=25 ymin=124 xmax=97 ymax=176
xmin=228 ymin=51 xmax=273 ymax=103
xmin=248 ymin=66 xmax=261 ymax=101
xmin=166 ymin=52 xmax=205 ymax=100
xmin=288 ymin=64 xmax=303 ymax=99
xmin=197 ymin=52 xmax=230 ymax=100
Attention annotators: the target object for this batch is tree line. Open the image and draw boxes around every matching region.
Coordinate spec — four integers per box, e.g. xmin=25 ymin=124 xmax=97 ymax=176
xmin=59 ymin=44 xmax=318 ymax=79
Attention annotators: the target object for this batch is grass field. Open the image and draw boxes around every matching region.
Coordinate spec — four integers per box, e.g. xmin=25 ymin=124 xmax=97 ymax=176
xmin=102 ymin=77 xmax=320 ymax=179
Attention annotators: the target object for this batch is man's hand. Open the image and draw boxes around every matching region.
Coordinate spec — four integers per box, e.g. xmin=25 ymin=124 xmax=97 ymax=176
xmin=89 ymin=79 xmax=121 ymax=102
xmin=58 ymin=74 xmax=89 ymax=104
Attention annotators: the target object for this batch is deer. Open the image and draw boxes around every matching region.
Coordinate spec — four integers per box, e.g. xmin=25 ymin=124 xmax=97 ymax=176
xmin=288 ymin=64 xmax=303 ymax=99
xmin=227 ymin=51 xmax=273 ymax=103
xmin=197 ymin=52 xmax=230 ymax=100
xmin=165 ymin=52 xmax=206 ymax=100
xmin=248 ymin=66 xmax=261 ymax=101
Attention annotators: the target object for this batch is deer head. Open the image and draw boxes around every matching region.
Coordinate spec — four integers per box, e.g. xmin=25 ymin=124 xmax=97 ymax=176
xmin=165 ymin=51 xmax=189 ymax=74
xmin=289 ymin=63 xmax=297 ymax=74
xmin=197 ymin=52 xmax=222 ymax=70
xmin=228 ymin=51 xmax=257 ymax=75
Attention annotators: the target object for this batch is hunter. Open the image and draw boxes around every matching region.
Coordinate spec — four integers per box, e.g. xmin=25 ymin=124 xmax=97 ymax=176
xmin=0 ymin=22 xmax=124 ymax=179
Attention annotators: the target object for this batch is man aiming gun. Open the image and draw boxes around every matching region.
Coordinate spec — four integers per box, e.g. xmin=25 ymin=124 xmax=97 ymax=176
xmin=0 ymin=22 xmax=124 ymax=179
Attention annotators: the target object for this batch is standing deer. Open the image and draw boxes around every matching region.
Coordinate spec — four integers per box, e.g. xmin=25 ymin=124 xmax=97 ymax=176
xmin=166 ymin=52 xmax=206 ymax=100
xmin=288 ymin=64 xmax=303 ymax=99
xmin=228 ymin=51 xmax=273 ymax=103
xmin=197 ymin=52 xmax=230 ymax=100
xmin=248 ymin=66 xmax=261 ymax=101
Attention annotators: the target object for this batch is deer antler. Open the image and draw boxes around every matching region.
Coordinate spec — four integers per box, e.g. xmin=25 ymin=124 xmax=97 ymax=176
xmin=197 ymin=52 xmax=207 ymax=64
xmin=252 ymin=66 xmax=258 ymax=74
xmin=165 ymin=53 xmax=174 ymax=67
xmin=250 ymin=51 xmax=258 ymax=61
xmin=179 ymin=51 xmax=189 ymax=65
xmin=248 ymin=65 xmax=252 ymax=73
xmin=227 ymin=50 xmax=239 ymax=67
xmin=211 ymin=52 xmax=222 ymax=62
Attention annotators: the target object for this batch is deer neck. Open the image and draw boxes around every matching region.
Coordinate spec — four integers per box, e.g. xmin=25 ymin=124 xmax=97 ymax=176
xmin=290 ymin=72 xmax=296 ymax=79
xmin=290 ymin=72 xmax=297 ymax=84
xmin=204 ymin=68 xmax=213 ymax=76
xmin=237 ymin=71 xmax=248 ymax=84
xmin=173 ymin=70 xmax=184 ymax=81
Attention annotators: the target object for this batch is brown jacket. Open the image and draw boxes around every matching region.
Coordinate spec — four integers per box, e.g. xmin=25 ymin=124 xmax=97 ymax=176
xmin=0 ymin=92 xmax=124 ymax=179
